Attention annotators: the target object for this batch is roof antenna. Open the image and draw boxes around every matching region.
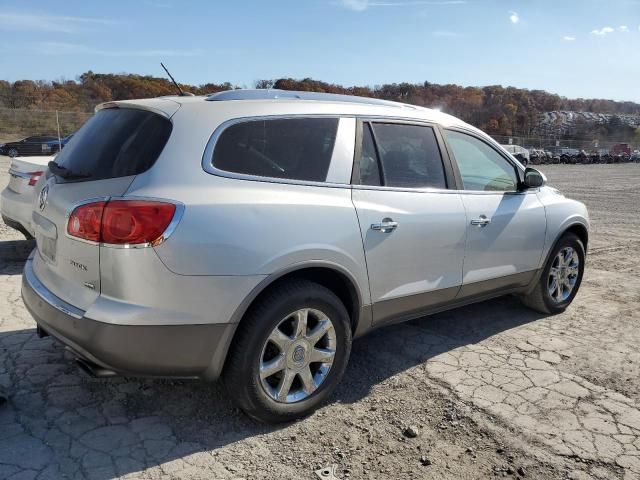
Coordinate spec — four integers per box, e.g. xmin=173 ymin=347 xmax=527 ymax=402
xmin=161 ymin=62 xmax=194 ymax=96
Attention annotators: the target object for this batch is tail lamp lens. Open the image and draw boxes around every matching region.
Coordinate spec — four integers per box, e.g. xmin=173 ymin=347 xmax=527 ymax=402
xmin=67 ymin=201 xmax=106 ymax=243
xmin=28 ymin=171 xmax=44 ymax=186
xmin=67 ymin=200 xmax=176 ymax=245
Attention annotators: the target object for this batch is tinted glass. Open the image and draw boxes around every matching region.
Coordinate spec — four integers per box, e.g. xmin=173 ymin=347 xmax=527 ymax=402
xmin=358 ymin=124 xmax=381 ymax=186
xmin=54 ymin=108 xmax=172 ymax=183
xmin=213 ymin=118 xmax=339 ymax=182
xmin=445 ymin=130 xmax=518 ymax=191
xmin=370 ymin=123 xmax=447 ymax=189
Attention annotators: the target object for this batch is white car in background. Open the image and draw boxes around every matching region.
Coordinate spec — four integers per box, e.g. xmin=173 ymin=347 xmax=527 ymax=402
xmin=1 ymin=155 xmax=55 ymax=238
xmin=501 ymin=144 xmax=530 ymax=165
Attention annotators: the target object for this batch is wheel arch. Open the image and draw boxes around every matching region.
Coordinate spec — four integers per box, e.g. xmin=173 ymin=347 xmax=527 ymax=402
xmin=527 ymin=220 xmax=589 ymax=295
xmin=564 ymin=223 xmax=589 ymax=252
xmin=202 ymin=261 xmax=369 ymax=381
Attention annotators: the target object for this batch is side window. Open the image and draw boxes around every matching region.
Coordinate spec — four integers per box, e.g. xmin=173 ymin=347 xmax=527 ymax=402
xmin=213 ymin=118 xmax=339 ymax=182
xmin=445 ymin=130 xmax=519 ymax=192
xmin=356 ymin=122 xmax=447 ymax=189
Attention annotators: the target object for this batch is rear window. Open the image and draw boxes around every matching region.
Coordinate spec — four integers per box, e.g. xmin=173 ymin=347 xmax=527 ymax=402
xmin=53 ymin=108 xmax=172 ymax=183
xmin=212 ymin=118 xmax=339 ymax=182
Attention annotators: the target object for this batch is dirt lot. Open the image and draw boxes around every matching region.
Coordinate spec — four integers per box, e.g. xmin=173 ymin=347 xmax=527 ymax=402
xmin=1 ymin=160 xmax=639 ymax=480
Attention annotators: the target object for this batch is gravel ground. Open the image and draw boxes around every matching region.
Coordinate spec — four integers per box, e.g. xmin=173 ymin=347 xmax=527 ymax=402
xmin=1 ymin=159 xmax=639 ymax=479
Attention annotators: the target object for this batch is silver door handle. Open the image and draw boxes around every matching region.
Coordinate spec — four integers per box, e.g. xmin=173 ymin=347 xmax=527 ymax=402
xmin=470 ymin=215 xmax=491 ymax=227
xmin=371 ymin=218 xmax=398 ymax=233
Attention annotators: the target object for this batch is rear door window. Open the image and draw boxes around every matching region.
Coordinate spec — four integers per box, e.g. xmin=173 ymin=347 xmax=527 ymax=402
xmin=358 ymin=123 xmax=381 ymax=186
xmin=53 ymin=108 xmax=172 ymax=183
xmin=212 ymin=118 xmax=339 ymax=182
xmin=355 ymin=122 xmax=447 ymax=189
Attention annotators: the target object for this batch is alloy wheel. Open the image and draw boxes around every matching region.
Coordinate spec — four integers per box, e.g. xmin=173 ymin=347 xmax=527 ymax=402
xmin=548 ymin=246 xmax=580 ymax=303
xmin=259 ymin=308 xmax=336 ymax=403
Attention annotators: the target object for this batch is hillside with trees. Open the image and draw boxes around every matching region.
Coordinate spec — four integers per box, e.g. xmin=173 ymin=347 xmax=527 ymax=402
xmin=1 ymin=72 xmax=639 ymax=143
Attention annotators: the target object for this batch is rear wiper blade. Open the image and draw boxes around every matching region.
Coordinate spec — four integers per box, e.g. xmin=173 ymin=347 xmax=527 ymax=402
xmin=48 ymin=161 xmax=91 ymax=179
xmin=61 ymin=172 xmax=92 ymax=179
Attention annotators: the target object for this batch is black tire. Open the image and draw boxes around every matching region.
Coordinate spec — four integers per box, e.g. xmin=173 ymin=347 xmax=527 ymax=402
xmin=8 ymin=148 xmax=18 ymax=158
xmin=223 ymin=279 xmax=352 ymax=423
xmin=521 ymin=232 xmax=585 ymax=314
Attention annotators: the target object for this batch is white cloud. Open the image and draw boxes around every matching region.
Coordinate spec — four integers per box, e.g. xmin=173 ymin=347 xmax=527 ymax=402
xmin=563 ymin=36 xmax=576 ymax=41
xmin=34 ymin=42 xmax=204 ymax=57
xmin=509 ymin=11 xmax=519 ymax=24
xmin=0 ymin=12 xmax=112 ymax=33
xmin=618 ymin=25 xmax=629 ymax=32
xmin=591 ymin=26 xmax=615 ymax=36
xmin=338 ymin=0 xmax=466 ymax=11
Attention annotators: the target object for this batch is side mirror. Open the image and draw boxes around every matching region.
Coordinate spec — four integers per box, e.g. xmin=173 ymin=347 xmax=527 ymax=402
xmin=523 ymin=167 xmax=546 ymax=189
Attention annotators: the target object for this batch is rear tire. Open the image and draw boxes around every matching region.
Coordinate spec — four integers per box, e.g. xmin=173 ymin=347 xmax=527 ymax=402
xmin=223 ymin=280 xmax=352 ymax=423
xmin=521 ymin=232 xmax=585 ymax=314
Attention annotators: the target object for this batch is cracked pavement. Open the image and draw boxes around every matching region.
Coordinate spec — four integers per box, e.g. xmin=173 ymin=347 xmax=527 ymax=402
xmin=1 ymin=160 xmax=639 ymax=479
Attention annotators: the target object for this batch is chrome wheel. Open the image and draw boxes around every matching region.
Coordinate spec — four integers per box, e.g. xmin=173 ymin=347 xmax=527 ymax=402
xmin=548 ymin=246 xmax=580 ymax=303
xmin=8 ymin=148 xmax=18 ymax=158
xmin=259 ymin=308 xmax=336 ymax=403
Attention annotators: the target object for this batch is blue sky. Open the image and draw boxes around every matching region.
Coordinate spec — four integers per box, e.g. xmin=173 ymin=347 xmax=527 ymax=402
xmin=1 ymin=0 xmax=639 ymax=102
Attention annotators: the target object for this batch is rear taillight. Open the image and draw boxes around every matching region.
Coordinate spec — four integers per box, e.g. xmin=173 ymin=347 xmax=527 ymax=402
xmin=28 ymin=171 xmax=44 ymax=186
xmin=67 ymin=201 xmax=106 ymax=242
xmin=67 ymin=200 xmax=177 ymax=246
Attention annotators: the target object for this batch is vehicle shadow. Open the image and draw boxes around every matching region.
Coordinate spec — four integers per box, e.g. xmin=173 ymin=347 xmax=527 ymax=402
xmin=0 ymin=239 xmax=35 ymax=274
xmin=0 ymin=244 xmax=548 ymax=479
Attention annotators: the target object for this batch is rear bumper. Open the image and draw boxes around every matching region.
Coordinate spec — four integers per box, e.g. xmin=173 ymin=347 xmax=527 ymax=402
xmin=1 ymin=186 xmax=35 ymax=237
xmin=21 ymin=256 xmax=234 ymax=379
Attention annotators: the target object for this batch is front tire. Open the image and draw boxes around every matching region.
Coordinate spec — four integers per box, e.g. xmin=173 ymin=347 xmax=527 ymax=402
xmin=7 ymin=148 xmax=18 ymax=158
xmin=223 ymin=280 xmax=352 ymax=423
xmin=521 ymin=232 xmax=585 ymax=314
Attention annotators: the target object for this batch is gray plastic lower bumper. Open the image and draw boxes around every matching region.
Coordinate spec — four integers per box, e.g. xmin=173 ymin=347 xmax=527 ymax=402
xmin=21 ymin=257 xmax=234 ymax=379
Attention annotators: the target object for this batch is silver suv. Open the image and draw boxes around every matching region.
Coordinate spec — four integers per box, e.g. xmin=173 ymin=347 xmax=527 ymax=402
xmin=22 ymin=90 xmax=589 ymax=422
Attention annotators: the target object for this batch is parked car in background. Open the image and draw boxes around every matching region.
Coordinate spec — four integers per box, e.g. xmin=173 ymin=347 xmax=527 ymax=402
xmin=0 ymin=135 xmax=58 ymax=157
xmin=1 ymin=155 xmax=55 ymax=238
xmin=42 ymin=134 xmax=74 ymax=155
xmin=22 ymin=90 xmax=589 ymax=423
xmin=611 ymin=143 xmax=631 ymax=156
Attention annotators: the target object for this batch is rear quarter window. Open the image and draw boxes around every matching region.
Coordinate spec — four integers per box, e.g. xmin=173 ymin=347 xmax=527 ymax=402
xmin=212 ymin=118 xmax=339 ymax=182
xmin=53 ymin=108 xmax=172 ymax=183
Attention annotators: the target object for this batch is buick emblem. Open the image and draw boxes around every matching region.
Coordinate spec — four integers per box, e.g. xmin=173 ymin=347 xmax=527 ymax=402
xmin=38 ymin=185 xmax=49 ymax=211
xmin=292 ymin=345 xmax=306 ymax=364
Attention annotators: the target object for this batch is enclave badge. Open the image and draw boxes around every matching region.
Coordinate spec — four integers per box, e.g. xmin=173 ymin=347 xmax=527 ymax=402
xmin=38 ymin=185 xmax=49 ymax=211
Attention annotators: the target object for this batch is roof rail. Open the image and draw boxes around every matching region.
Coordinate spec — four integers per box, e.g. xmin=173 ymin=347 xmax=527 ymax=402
xmin=205 ymin=89 xmax=413 ymax=109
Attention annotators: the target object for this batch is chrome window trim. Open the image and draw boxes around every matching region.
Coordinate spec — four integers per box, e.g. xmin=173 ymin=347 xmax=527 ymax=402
xmin=351 ymin=184 xmax=536 ymax=195
xmin=64 ymin=196 xmax=185 ymax=249
xmin=202 ymin=114 xmax=354 ymax=188
xmin=24 ymin=256 xmax=85 ymax=319
xmin=353 ymin=184 xmax=455 ymax=194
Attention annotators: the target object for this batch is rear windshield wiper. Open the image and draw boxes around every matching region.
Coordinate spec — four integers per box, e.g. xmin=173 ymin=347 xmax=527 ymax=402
xmin=48 ymin=161 xmax=92 ymax=180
